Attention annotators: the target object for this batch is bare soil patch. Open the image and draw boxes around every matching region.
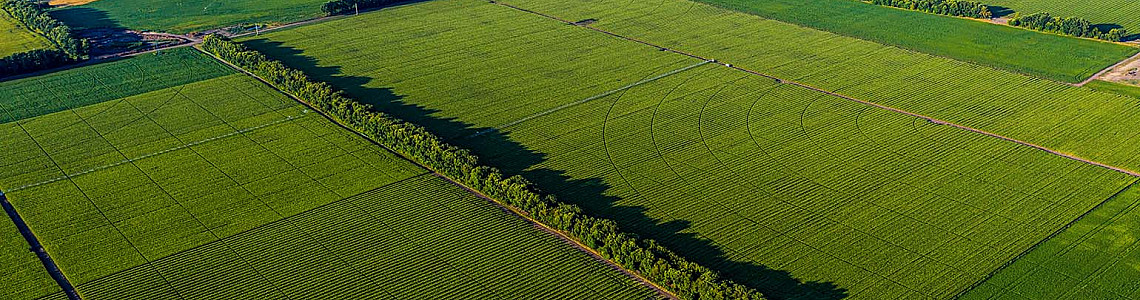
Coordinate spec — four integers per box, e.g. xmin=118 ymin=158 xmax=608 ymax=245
xmin=48 ymin=0 xmax=99 ymax=6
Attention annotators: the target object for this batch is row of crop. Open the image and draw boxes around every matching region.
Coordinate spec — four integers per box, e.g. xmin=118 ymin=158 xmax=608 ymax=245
xmin=1007 ymin=12 xmax=1128 ymax=42
xmin=0 ymin=0 xmax=88 ymax=77
xmin=199 ymin=34 xmax=765 ymax=300
xmin=869 ymin=0 xmax=992 ymax=18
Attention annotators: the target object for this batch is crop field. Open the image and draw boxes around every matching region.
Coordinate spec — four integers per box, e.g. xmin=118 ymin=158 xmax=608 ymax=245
xmin=962 ymin=183 xmax=1140 ymax=299
xmin=49 ymin=0 xmax=326 ymax=33
xmin=685 ymin=0 xmax=1137 ymax=82
xmin=0 ymin=199 xmax=60 ymax=299
xmin=242 ymin=0 xmax=1139 ymax=298
xmin=0 ymin=46 xmax=657 ymax=299
xmin=496 ymin=0 xmax=1140 ymax=176
xmin=984 ymin=0 xmax=1140 ymax=34
xmin=0 ymin=48 xmax=231 ymax=123
xmin=0 ymin=13 xmax=51 ymax=57
xmin=37 ymin=175 xmax=660 ymax=299
xmin=1086 ymin=80 xmax=1140 ymax=99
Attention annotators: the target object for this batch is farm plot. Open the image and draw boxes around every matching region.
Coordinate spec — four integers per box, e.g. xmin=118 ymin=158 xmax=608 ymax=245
xmin=962 ymin=183 xmax=1140 ymax=299
xmin=0 ymin=48 xmax=231 ymax=123
xmin=49 ymin=0 xmax=326 ymax=34
xmin=36 ymin=175 xmax=660 ymax=299
xmin=0 ymin=49 xmax=424 ymax=289
xmin=0 ymin=196 xmax=60 ymax=299
xmin=0 ymin=12 xmax=51 ymax=57
xmin=242 ymin=0 xmax=1138 ymax=298
xmin=499 ymin=0 xmax=1140 ymax=175
xmin=689 ymin=0 xmax=1136 ymax=83
xmin=984 ymin=0 xmax=1140 ymax=34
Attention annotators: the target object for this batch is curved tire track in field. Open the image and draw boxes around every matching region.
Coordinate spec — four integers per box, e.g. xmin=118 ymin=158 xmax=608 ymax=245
xmin=490 ymin=0 xmax=1140 ymax=180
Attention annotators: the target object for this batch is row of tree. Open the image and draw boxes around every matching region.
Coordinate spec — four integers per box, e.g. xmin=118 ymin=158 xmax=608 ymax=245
xmin=870 ymin=0 xmax=992 ymax=19
xmin=200 ymin=34 xmax=767 ymax=300
xmin=1007 ymin=12 xmax=1128 ymax=42
xmin=0 ymin=0 xmax=88 ymax=77
xmin=321 ymin=0 xmax=399 ymax=15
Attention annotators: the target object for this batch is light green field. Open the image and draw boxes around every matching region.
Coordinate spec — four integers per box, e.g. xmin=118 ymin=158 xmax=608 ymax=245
xmin=0 ymin=13 xmax=51 ymax=57
xmin=0 ymin=205 xmax=60 ymax=299
xmin=689 ymin=0 xmax=1137 ymax=83
xmin=1086 ymin=80 xmax=1140 ymax=99
xmin=1 ymin=47 xmax=656 ymax=298
xmin=962 ymin=183 xmax=1140 ymax=299
xmin=50 ymin=0 xmax=326 ymax=34
xmin=242 ymin=0 xmax=1138 ymax=298
xmin=985 ymin=0 xmax=1140 ymax=34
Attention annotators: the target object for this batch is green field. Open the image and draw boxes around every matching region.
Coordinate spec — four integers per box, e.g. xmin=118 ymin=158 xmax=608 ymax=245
xmin=242 ymin=0 xmax=1139 ymax=298
xmin=1 ymin=47 xmax=655 ymax=298
xmin=0 ymin=12 xmax=51 ymax=58
xmin=497 ymin=0 xmax=1140 ymax=176
xmin=962 ymin=183 xmax=1140 ymax=299
xmin=685 ymin=0 xmax=1137 ymax=83
xmin=985 ymin=0 xmax=1140 ymax=34
xmin=0 ymin=202 xmax=60 ymax=299
xmin=1086 ymin=80 xmax=1140 ymax=99
xmin=50 ymin=0 xmax=326 ymax=33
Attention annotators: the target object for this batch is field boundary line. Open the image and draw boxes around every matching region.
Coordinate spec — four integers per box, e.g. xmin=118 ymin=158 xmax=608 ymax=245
xmin=0 ymin=191 xmax=81 ymax=300
xmin=1081 ymin=51 xmax=1140 ymax=86
xmin=952 ymin=179 xmax=1140 ymax=299
xmin=471 ymin=60 xmax=712 ymax=137
xmin=6 ymin=112 xmax=305 ymax=193
xmin=196 ymin=47 xmax=680 ymax=300
xmin=490 ymin=0 xmax=1140 ymax=178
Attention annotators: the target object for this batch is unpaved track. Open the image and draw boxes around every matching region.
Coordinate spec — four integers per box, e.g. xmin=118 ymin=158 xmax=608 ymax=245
xmin=1080 ymin=51 xmax=1140 ymax=86
xmin=491 ymin=0 xmax=1140 ymax=178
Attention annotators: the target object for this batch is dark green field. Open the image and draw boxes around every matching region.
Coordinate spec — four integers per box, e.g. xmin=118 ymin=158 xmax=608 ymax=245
xmin=50 ymin=0 xmax=326 ymax=33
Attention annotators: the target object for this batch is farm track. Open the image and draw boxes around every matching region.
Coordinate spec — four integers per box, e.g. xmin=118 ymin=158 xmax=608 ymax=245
xmin=0 ymin=191 xmax=81 ymax=300
xmin=196 ymin=47 xmax=680 ymax=300
xmin=490 ymin=0 xmax=1140 ymax=179
xmin=1083 ymin=51 xmax=1140 ymax=86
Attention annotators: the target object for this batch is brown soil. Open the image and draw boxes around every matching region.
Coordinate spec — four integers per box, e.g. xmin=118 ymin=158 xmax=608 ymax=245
xmin=1099 ymin=53 xmax=1140 ymax=83
xmin=49 ymin=0 xmax=99 ymax=6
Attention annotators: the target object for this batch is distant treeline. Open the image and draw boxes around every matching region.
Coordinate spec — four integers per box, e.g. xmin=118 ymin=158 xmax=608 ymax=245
xmin=870 ymin=0 xmax=992 ymax=19
xmin=0 ymin=0 xmax=87 ymax=77
xmin=200 ymin=35 xmax=768 ymax=300
xmin=322 ymin=0 xmax=399 ymax=15
xmin=1008 ymin=12 xmax=1128 ymax=42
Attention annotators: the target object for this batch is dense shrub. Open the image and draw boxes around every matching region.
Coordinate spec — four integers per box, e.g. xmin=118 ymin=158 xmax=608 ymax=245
xmin=870 ymin=0 xmax=992 ymax=19
xmin=1008 ymin=12 xmax=1128 ymax=42
xmin=321 ymin=0 xmax=400 ymax=15
xmin=0 ymin=0 xmax=88 ymax=77
xmin=200 ymin=34 xmax=766 ymax=300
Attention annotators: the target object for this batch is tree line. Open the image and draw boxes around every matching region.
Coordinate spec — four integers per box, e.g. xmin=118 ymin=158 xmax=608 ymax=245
xmin=0 ymin=0 xmax=88 ymax=77
xmin=321 ymin=0 xmax=400 ymax=15
xmin=200 ymin=35 xmax=767 ymax=300
xmin=1008 ymin=12 xmax=1128 ymax=42
xmin=870 ymin=0 xmax=992 ymax=19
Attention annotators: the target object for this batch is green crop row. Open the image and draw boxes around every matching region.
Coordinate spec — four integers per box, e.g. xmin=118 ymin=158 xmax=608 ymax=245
xmin=40 ymin=176 xmax=658 ymax=299
xmin=242 ymin=0 xmax=1138 ymax=298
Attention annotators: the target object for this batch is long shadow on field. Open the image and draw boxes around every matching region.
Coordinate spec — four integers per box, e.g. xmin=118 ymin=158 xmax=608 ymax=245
xmin=987 ymin=6 xmax=1015 ymax=18
xmin=240 ymin=39 xmax=846 ymax=300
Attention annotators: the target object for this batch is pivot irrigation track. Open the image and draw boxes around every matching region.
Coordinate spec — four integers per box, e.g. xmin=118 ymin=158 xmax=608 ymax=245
xmin=490 ymin=0 xmax=1140 ymax=178
xmin=0 ymin=191 xmax=81 ymax=300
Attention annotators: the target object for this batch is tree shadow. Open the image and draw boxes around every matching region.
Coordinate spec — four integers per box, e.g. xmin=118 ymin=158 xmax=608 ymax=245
xmin=987 ymin=6 xmax=1014 ymax=18
xmin=240 ymin=38 xmax=848 ymax=300
xmin=1093 ymin=23 xmax=1124 ymax=32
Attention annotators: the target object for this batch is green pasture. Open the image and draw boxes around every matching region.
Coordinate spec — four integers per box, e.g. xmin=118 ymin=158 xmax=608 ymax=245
xmin=242 ymin=0 xmax=1139 ymax=298
xmin=985 ymin=0 xmax=1140 ymax=34
xmin=50 ymin=0 xmax=326 ymax=34
xmin=0 ymin=13 xmax=51 ymax=57
xmin=689 ymin=0 xmax=1135 ymax=83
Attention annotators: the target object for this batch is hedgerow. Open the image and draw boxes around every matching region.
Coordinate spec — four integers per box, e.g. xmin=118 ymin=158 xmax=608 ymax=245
xmin=1008 ymin=12 xmax=1128 ymax=42
xmin=0 ymin=0 xmax=87 ymax=76
xmin=869 ymin=0 xmax=992 ymax=19
xmin=199 ymin=34 xmax=766 ymax=300
xmin=321 ymin=0 xmax=399 ymax=15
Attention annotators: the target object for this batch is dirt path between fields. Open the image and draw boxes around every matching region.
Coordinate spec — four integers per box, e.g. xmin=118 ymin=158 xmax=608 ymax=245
xmin=0 ymin=191 xmax=81 ymax=300
xmin=1081 ymin=51 xmax=1140 ymax=86
xmin=491 ymin=0 xmax=1140 ymax=178
xmin=197 ymin=47 xmax=679 ymax=300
